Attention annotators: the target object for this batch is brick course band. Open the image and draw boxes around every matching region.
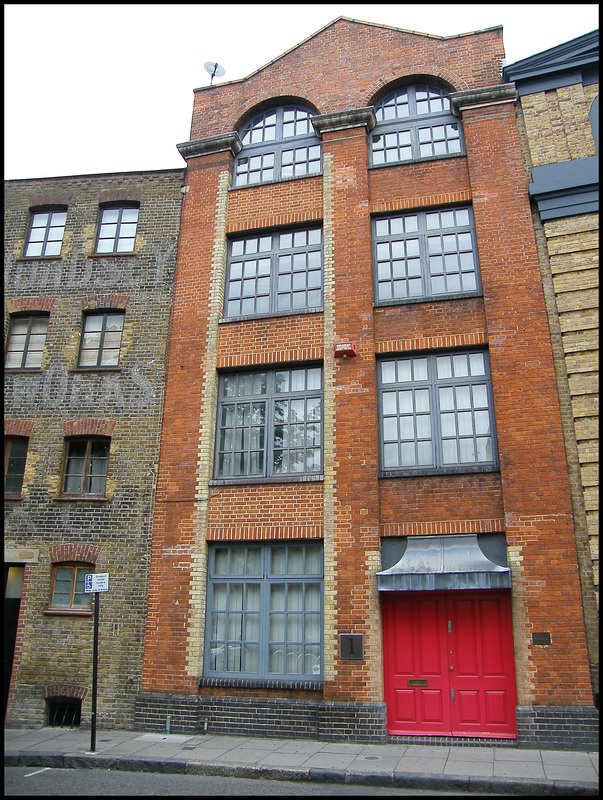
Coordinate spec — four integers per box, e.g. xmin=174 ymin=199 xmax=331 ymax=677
xmin=516 ymin=706 xmax=599 ymax=751
xmin=135 ymin=693 xmax=387 ymax=742
xmin=381 ymin=519 xmax=506 ymax=537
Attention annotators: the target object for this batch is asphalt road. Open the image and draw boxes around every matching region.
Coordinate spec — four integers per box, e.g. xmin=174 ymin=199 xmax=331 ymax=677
xmin=5 ymin=766 xmax=500 ymax=796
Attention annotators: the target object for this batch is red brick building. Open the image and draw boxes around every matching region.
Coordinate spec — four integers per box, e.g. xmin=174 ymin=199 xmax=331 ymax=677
xmin=136 ymin=17 xmax=597 ymax=747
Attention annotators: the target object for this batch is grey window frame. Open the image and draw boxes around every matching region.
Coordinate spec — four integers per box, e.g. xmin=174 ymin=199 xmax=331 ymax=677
xmin=4 ymin=437 xmax=29 ymax=497
xmin=370 ymin=84 xmax=464 ymax=166
xmin=24 ymin=208 xmax=67 ymax=258
xmin=77 ymin=311 xmax=125 ymax=369
xmin=373 ymin=205 xmax=481 ymax=304
xmin=204 ymin=542 xmax=323 ymax=681
xmin=4 ymin=313 xmax=49 ymax=370
xmin=95 ymin=204 xmax=139 ymax=254
xmin=214 ymin=367 xmax=323 ymax=481
xmin=224 ymin=227 xmax=323 ymax=319
xmin=378 ymin=350 xmax=499 ymax=476
xmin=233 ymin=105 xmax=322 ymax=187
xmin=61 ymin=437 xmax=110 ymax=497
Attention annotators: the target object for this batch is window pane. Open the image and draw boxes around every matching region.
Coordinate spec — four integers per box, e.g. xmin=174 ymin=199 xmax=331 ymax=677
xmin=5 ymin=315 xmax=49 ymax=370
xmin=235 ymin=106 xmax=321 ymax=186
xmin=270 ymin=548 xmax=287 ymax=575
xmin=5 ymin=439 xmax=28 ymax=493
xmin=379 ymin=351 xmax=496 ymax=472
xmin=217 ymin=368 xmax=322 ymax=478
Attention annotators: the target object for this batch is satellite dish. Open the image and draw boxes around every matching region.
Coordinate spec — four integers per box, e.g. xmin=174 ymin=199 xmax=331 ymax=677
xmin=204 ymin=61 xmax=225 ymax=85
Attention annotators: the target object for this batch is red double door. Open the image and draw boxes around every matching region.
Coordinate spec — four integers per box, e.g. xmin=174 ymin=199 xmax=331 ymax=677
xmin=382 ymin=590 xmax=517 ymax=738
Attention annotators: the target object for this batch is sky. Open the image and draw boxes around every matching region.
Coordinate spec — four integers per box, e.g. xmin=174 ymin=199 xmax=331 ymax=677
xmin=4 ymin=3 xmax=599 ymax=180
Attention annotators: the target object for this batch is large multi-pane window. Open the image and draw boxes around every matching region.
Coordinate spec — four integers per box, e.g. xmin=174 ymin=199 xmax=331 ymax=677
xmin=24 ymin=208 xmax=67 ymax=257
xmin=61 ymin=438 xmax=110 ymax=497
xmin=373 ymin=206 xmax=480 ymax=303
xmin=4 ymin=438 xmax=28 ymax=497
xmin=224 ymin=228 xmax=322 ymax=318
xmin=50 ymin=564 xmax=92 ymax=611
xmin=370 ymin=84 xmax=463 ymax=166
xmin=233 ymin=105 xmax=321 ymax=187
xmin=215 ymin=367 xmax=323 ymax=480
xmin=205 ymin=542 xmax=323 ymax=680
xmin=78 ymin=312 xmax=125 ymax=368
xmin=378 ymin=351 xmax=498 ymax=474
xmin=95 ymin=205 xmax=139 ymax=254
xmin=4 ymin=314 xmax=49 ymax=369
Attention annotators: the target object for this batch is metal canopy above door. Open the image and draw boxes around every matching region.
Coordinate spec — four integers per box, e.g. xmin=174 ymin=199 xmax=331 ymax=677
xmin=376 ymin=534 xmax=511 ymax=592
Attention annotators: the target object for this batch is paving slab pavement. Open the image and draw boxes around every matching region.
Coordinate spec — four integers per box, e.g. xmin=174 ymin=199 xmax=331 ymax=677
xmin=4 ymin=726 xmax=598 ymax=795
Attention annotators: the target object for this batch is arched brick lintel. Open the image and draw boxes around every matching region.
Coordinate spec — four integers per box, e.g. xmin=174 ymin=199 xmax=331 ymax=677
xmin=43 ymin=684 xmax=89 ymax=701
xmin=62 ymin=419 xmax=116 ymax=438
xmin=48 ymin=543 xmax=100 ymax=564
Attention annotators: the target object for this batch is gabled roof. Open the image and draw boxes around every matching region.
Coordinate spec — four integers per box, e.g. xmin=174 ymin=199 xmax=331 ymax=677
xmin=197 ymin=16 xmax=503 ymax=91
xmin=503 ymin=29 xmax=598 ymax=88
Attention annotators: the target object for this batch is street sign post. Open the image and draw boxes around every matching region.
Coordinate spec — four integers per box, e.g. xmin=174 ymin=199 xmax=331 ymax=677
xmin=84 ymin=573 xmax=109 ymax=752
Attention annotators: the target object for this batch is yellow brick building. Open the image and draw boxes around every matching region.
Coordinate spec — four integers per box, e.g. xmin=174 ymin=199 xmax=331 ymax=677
xmin=504 ymin=30 xmax=599 ymax=707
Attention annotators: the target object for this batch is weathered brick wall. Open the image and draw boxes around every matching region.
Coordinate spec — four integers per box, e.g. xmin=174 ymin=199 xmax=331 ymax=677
xmin=519 ymin=83 xmax=598 ymax=167
xmin=516 ymin=74 xmax=599 ymax=697
xmin=543 ymin=212 xmax=599 ymax=597
xmin=4 ymin=169 xmax=184 ymax=728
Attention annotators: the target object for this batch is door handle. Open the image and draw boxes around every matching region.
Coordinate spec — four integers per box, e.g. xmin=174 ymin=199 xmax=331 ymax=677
xmin=451 ymin=689 xmax=455 ymax=702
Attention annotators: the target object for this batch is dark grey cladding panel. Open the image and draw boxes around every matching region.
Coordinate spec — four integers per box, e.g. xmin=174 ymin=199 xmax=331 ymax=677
xmin=377 ymin=534 xmax=511 ymax=592
xmin=529 ymin=157 xmax=599 ymax=220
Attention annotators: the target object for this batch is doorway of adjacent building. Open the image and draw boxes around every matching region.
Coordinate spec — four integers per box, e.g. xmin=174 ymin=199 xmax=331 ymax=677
xmin=382 ymin=590 xmax=517 ymax=738
xmin=4 ymin=565 xmax=24 ymax=720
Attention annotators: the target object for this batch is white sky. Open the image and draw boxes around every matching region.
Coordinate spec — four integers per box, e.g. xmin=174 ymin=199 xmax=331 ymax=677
xmin=4 ymin=3 xmax=599 ymax=180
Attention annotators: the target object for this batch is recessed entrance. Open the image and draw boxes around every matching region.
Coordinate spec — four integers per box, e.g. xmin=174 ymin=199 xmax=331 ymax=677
xmin=382 ymin=590 xmax=517 ymax=738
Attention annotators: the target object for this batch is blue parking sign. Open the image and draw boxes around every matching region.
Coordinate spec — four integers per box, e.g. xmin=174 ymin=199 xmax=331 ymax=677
xmin=84 ymin=573 xmax=109 ymax=593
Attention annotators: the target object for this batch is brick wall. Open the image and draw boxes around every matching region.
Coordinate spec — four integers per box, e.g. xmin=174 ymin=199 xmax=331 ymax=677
xmin=4 ymin=169 xmax=184 ymax=728
xmin=140 ymin=17 xmax=594 ymax=744
xmin=516 ymin=73 xmax=599 ymax=700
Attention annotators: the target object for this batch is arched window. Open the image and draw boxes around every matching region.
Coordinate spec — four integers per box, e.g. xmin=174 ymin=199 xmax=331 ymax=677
xmin=370 ymin=84 xmax=464 ymax=166
xmin=233 ymin=105 xmax=322 ymax=187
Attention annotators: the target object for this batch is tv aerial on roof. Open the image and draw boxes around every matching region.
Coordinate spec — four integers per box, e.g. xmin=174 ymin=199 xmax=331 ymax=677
xmin=204 ymin=61 xmax=225 ymax=85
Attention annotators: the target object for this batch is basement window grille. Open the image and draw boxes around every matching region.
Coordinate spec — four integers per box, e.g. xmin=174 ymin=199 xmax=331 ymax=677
xmin=46 ymin=697 xmax=82 ymax=728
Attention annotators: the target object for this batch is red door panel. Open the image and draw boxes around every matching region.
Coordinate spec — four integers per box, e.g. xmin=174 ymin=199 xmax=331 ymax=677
xmin=382 ymin=594 xmax=450 ymax=734
xmin=382 ymin=590 xmax=517 ymax=738
xmin=449 ymin=592 xmax=517 ymax=736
